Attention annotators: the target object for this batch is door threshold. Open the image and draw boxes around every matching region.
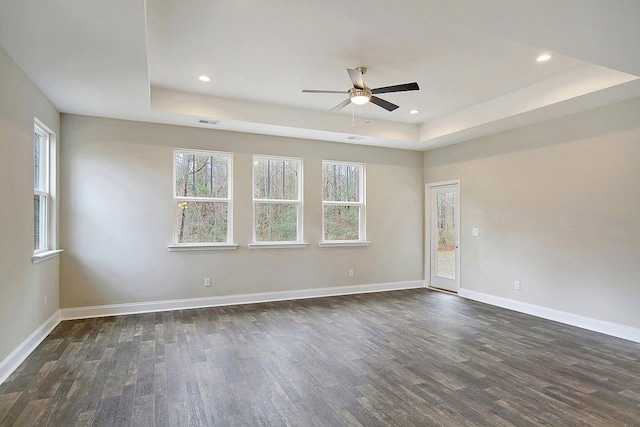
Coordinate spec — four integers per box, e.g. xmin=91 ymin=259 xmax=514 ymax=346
xmin=427 ymin=286 xmax=458 ymax=295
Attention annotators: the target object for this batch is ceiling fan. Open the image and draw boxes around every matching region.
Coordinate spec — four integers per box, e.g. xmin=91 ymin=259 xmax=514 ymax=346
xmin=302 ymin=67 xmax=419 ymax=112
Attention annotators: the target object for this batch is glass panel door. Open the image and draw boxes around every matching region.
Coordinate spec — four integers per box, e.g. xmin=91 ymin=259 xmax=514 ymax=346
xmin=429 ymin=183 xmax=460 ymax=292
xmin=436 ymin=192 xmax=456 ymax=280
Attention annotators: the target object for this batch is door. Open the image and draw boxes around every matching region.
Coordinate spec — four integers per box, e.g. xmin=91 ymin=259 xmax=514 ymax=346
xmin=429 ymin=183 xmax=460 ymax=292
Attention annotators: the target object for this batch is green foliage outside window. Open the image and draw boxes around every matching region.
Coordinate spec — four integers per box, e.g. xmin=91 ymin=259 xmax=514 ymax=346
xmin=175 ymin=152 xmax=230 ymax=243
xmin=324 ymin=205 xmax=359 ymax=240
xmin=253 ymin=157 xmax=301 ymax=242
xmin=255 ymin=203 xmax=297 ymax=241
xmin=322 ymin=162 xmax=364 ymax=241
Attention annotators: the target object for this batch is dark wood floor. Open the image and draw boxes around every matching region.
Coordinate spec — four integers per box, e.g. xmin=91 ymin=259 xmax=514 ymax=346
xmin=1 ymin=289 xmax=639 ymax=426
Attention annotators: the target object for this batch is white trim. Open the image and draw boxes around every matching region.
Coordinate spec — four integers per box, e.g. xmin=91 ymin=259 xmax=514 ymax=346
xmin=318 ymin=241 xmax=370 ymax=247
xmin=426 ymin=179 xmax=461 ymax=188
xmin=425 ymin=179 xmax=462 ymax=284
xmin=175 ymin=196 xmax=232 ymax=202
xmin=0 ymin=281 xmax=427 ymax=386
xmin=60 ymin=280 xmax=426 ymax=320
xmin=425 ymin=180 xmax=461 ymax=292
xmin=248 ymin=242 xmax=309 ymax=249
xmin=252 ymin=154 xmax=304 ymax=244
xmin=0 ymin=310 xmax=61 ymax=385
xmin=48 ymin=125 xmax=59 ymax=253
xmin=252 ymin=198 xmax=299 ymax=204
xmin=32 ymin=249 xmax=63 ymax=263
xmin=459 ymin=289 xmax=640 ymax=343
xmin=33 ymin=121 xmax=53 ymax=253
xmin=167 ymin=244 xmax=238 ymax=252
xmin=173 ymin=149 xmax=234 ymax=245
xmin=33 ymin=123 xmax=49 ymax=194
xmin=321 ymin=161 xmax=366 ymax=243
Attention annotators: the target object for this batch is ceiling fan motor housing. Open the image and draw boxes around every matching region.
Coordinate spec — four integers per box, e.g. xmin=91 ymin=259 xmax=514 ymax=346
xmin=349 ymin=87 xmax=372 ymax=104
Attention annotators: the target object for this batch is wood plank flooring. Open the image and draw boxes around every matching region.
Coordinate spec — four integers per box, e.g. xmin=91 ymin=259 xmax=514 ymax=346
xmin=1 ymin=289 xmax=639 ymax=426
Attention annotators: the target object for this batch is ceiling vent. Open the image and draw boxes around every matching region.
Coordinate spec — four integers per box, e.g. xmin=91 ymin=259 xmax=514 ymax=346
xmin=199 ymin=119 xmax=220 ymax=125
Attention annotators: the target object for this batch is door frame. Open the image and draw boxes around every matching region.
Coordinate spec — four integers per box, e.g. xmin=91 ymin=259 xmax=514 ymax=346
xmin=425 ymin=179 xmax=461 ymax=292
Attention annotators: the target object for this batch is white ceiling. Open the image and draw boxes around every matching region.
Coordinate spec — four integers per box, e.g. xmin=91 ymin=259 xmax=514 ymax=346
xmin=146 ymin=0 xmax=586 ymax=123
xmin=2 ymin=0 xmax=639 ymax=150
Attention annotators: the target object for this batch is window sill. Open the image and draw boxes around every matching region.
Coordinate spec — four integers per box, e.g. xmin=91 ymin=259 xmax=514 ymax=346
xmin=32 ymin=249 xmax=63 ymax=264
xmin=167 ymin=244 xmax=239 ymax=252
xmin=318 ymin=241 xmax=370 ymax=248
xmin=248 ymin=242 xmax=309 ymax=250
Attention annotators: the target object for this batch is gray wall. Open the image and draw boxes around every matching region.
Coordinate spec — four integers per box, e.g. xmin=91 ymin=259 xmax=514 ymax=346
xmin=0 ymin=46 xmax=60 ymax=363
xmin=424 ymin=97 xmax=640 ymax=329
xmin=59 ymin=115 xmax=424 ymax=308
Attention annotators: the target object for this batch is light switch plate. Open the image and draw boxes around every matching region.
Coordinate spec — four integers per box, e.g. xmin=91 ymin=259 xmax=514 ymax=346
xmin=472 ymin=228 xmax=479 ymax=236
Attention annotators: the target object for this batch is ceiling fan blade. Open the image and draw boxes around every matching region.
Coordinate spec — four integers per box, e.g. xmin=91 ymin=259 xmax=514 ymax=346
xmin=347 ymin=68 xmax=364 ymax=89
xmin=371 ymin=82 xmax=420 ymax=94
xmin=302 ymin=90 xmax=347 ymax=94
xmin=370 ymin=96 xmax=399 ymax=112
xmin=330 ymin=98 xmax=352 ymax=112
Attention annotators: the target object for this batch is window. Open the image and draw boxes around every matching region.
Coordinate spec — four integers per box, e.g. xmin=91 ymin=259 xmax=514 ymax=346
xmin=252 ymin=155 xmax=303 ymax=243
xmin=33 ymin=123 xmax=50 ymax=253
xmin=322 ymin=161 xmax=366 ymax=242
xmin=173 ymin=149 xmax=232 ymax=245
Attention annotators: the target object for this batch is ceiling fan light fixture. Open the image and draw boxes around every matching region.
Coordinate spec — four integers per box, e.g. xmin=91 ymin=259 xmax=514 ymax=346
xmin=351 ymin=95 xmax=370 ymax=105
xmin=349 ymin=87 xmax=372 ymax=105
xmin=303 ymin=68 xmax=418 ymax=112
xmin=536 ymin=53 xmax=553 ymax=62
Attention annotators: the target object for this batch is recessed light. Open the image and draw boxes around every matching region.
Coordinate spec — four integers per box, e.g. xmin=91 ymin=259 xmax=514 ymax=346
xmin=536 ymin=54 xmax=553 ymax=63
xmin=409 ymin=110 xmax=419 ymax=115
xmin=198 ymin=75 xmax=211 ymax=82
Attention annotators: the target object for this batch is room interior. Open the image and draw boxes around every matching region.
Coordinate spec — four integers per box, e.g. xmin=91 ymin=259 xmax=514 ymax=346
xmin=1 ymin=0 xmax=639 ymax=425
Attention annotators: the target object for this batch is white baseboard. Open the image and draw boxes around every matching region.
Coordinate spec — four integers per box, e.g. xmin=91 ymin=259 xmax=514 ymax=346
xmin=459 ymin=288 xmax=640 ymax=343
xmin=3 ymin=283 xmax=636 ymax=387
xmin=61 ymin=280 xmax=426 ymax=320
xmin=0 ymin=310 xmax=61 ymax=385
xmin=1 ymin=281 xmax=424 ymax=385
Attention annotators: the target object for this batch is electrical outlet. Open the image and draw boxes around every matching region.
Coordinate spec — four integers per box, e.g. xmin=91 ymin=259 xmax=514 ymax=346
xmin=472 ymin=228 xmax=479 ymax=236
xmin=204 ymin=277 xmax=211 ymax=287
xmin=514 ymin=280 xmax=521 ymax=291
xmin=348 ymin=269 xmax=354 ymax=277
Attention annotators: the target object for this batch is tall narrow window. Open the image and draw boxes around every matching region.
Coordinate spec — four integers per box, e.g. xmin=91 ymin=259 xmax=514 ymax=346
xmin=252 ymin=155 xmax=302 ymax=242
xmin=34 ymin=124 xmax=50 ymax=252
xmin=322 ymin=161 xmax=366 ymax=242
xmin=174 ymin=150 xmax=232 ymax=245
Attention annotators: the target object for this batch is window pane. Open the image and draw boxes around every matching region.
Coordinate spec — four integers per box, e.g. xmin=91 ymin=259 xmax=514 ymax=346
xmin=175 ymin=152 xmax=228 ymax=198
xmin=176 ymin=201 xmax=228 ymax=243
xmin=34 ymin=195 xmax=40 ymax=250
xmin=324 ymin=205 xmax=360 ymax=240
xmin=34 ymin=132 xmax=41 ymax=191
xmin=322 ymin=163 xmax=360 ymax=202
xmin=255 ymin=203 xmax=297 ymax=241
xmin=34 ymin=194 xmax=47 ymax=250
xmin=253 ymin=158 xmax=299 ymax=200
xmin=436 ymin=192 xmax=456 ymax=279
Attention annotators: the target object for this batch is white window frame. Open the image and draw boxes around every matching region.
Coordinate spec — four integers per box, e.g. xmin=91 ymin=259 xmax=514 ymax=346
xmin=32 ymin=119 xmax=62 ymax=263
xmin=169 ymin=149 xmax=237 ymax=251
xmin=250 ymin=154 xmax=306 ymax=249
xmin=34 ymin=123 xmax=50 ymax=254
xmin=320 ymin=160 xmax=369 ymax=247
